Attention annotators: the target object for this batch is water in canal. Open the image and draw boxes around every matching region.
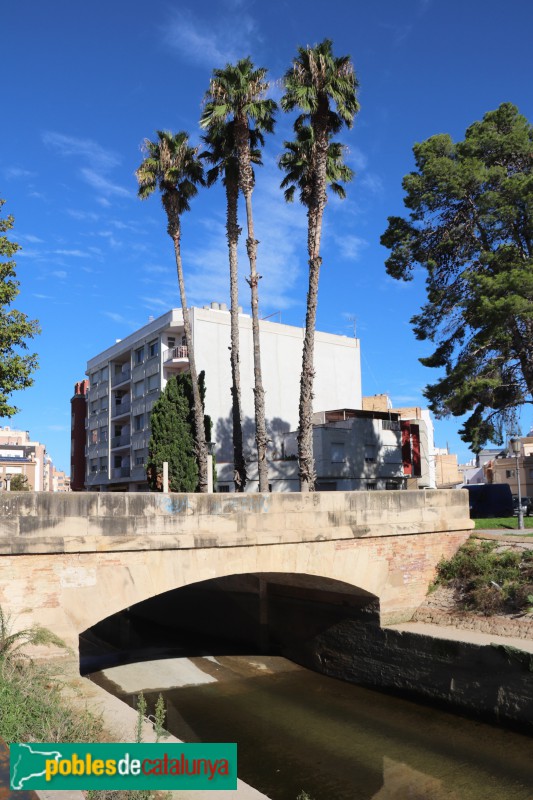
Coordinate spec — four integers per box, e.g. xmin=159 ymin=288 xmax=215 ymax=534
xmin=90 ymin=653 xmax=533 ymax=800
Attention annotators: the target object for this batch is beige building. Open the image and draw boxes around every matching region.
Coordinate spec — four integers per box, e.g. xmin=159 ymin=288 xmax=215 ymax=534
xmin=434 ymin=448 xmax=462 ymax=488
xmin=0 ymin=427 xmax=47 ymax=491
xmin=484 ymin=436 xmax=533 ymax=498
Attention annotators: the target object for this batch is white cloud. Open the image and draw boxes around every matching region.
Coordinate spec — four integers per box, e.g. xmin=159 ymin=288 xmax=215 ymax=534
xmin=80 ymin=168 xmax=131 ymax=198
xmin=42 ymin=132 xmax=119 ymax=171
xmin=43 ymin=132 xmax=130 ymax=200
xmin=4 ymin=166 xmax=37 ymax=179
xmin=54 ymin=249 xmax=90 ymax=258
xmin=333 ymin=234 xmax=368 ymax=261
xmin=66 ymin=209 xmax=100 ymax=221
xmin=163 ymin=7 xmax=260 ymax=68
xmin=19 ymin=234 xmax=44 ymax=244
xmin=51 ymin=270 xmax=68 ymax=279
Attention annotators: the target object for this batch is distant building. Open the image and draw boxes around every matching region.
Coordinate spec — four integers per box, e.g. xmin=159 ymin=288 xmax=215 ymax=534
xmin=0 ymin=427 xmax=47 ymax=490
xmin=484 ymin=436 xmax=533 ymax=498
xmin=82 ymin=305 xmax=362 ymax=492
xmin=362 ymin=396 xmax=436 ymax=489
xmin=433 ymin=447 xmax=462 ymax=488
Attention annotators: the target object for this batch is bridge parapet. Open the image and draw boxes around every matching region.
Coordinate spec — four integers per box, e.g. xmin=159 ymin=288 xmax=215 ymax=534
xmin=0 ymin=490 xmax=472 ymax=555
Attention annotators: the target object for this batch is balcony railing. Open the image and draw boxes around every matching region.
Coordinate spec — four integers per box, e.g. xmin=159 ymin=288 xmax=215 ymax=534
xmin=112 ymin=466 xmax=130 ymax=478
xmin=112 ymin=398 xmax=131 ymax=417
xmin=111 ymin=367 xmax=131 ymax=387
xmin=165 ymin=345 xmax=188 ymax=360
xmin=111 ymin=434 xmax=131 ymax=449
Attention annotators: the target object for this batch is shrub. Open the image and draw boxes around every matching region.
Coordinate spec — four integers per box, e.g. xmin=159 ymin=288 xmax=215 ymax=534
xmin=435 ymin=539 xmax=533 ymax=615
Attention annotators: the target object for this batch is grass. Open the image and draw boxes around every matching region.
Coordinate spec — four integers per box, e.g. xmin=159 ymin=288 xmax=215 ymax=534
xmin=474 ymin=516 xmax=533 ymax=531
xmin=435 ymin=538 xmax=533 ymax=615
xmin=0 ymin=604 xmax=169 ymax=799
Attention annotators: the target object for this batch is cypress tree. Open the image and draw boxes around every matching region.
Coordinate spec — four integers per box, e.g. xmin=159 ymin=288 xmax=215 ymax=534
xmin=146 ymin=376 xmax=198 ymax=492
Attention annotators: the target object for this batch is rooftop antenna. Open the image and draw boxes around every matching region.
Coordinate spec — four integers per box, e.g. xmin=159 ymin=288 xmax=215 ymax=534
xmin=347 ymin=314 xmax=357 ymax=338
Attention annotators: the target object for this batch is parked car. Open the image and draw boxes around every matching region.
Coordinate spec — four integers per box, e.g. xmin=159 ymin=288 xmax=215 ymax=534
xmin=513 ymin=495 xmax=531 ymax=516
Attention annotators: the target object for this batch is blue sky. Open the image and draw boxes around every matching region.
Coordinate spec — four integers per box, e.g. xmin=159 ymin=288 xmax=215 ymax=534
xmin=2 ymin=0 xmax=532 ymax=473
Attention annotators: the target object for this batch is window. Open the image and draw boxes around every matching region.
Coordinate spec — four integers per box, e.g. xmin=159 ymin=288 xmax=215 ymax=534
xmin=382 ymin=419 xmax=400 ymax=432
xmin=147 ymin=373 xmax=158 ymax=393
xmin=135 ymin=346 xmax=145 ymax=364
xmin=167 ymin=336 xmax=176 ymax=348
xmin=331 ymin=442 xmax=345 ymax=463
xmin=218 ymin=485 xmax=230 ymax=493
xmin=90 ymin=400 xmax=98 ymax=415
xmin=135 ymin=455 xmax=145 ymax=466
xmin=99 ymin=428 xmax=108 ymax=443
xmin=91 ymin=370 xmax=99 ymax=386
xmin=99 ymin=457 xmax=107 ymax=472
xmin=149 ymin=339 xmax=159 ymax=358
xmin=90 ymin=429 xmax=98 ymax=444
xmin=134 ymin=413 xmax=145 ymax=432
xmin=100 ymin=395 xmax=108 ymax=411
xmin=100 ymin=366 xmax=108 ymax=382
xmin=366 ymin=482 xmax=377 ymax=491
xmin=506 ymin=469 xmax=515 ymax=478
xmin=364 ymin=445 xmax=376 ymax=463
xmin=133 ymin=380 xmax=144 ymax=398
xmin=90 ymin=459 xmax=98 ymax=473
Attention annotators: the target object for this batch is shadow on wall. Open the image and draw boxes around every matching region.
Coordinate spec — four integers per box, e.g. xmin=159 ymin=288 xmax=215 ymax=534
xmin=215 ymin=413 xmax=291 ymax=463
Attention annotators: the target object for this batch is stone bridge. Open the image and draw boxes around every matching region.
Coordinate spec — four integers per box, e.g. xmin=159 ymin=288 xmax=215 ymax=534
xmin=0 ymin=490 xmax=473 ymax=653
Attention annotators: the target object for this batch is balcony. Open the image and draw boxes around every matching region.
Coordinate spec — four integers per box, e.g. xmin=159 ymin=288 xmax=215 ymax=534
xmin=112 ymin=466 xmax=130 ymax=479
xmin=111 ymin=367 xmax=131 ymax=387
xmin=111 ymin=433 xmax=131 ymax=449
xmin=111 ymin=398 xmax=131 ymax=418
xmin=164 ymin=345 xmax=189 ymax=371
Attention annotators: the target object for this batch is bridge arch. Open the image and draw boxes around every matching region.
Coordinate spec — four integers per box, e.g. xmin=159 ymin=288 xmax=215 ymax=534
xmin=80 ymin=571 xmax=379 ymax=670
xmin=0 ymin=489 xmax=472 ymax=656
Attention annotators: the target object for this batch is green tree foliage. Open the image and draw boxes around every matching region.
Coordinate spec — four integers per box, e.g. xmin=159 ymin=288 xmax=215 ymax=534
xmin=0 ymin=199 xmax=40 ymax=417
xmin=9 ymin=474 xmax=30 ymax=491
xmin=146 ymin=376 xmax=198 ymax=492
xmin=381 ymin=104 xmax=533 ymax=451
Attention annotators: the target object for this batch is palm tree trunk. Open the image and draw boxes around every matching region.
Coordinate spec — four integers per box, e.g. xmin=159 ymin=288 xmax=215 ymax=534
xmin=298 ymin=122 xmax=329 ymax=492
xmin=226 ymin=180 xmax=247 ymax=491
xmin=236 ymin=116 xmax=269 ymax=492
xmin=244 ymin=189 xmax=269 ymax=492
xmin=169 ymin=226 xmax=208 ymax=492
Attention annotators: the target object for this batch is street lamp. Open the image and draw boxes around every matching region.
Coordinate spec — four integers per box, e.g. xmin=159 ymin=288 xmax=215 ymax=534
xmin=509 ymin=436 xmax=524 ymax=530
xmin=207 ymin=442 xmax=216 ymax=494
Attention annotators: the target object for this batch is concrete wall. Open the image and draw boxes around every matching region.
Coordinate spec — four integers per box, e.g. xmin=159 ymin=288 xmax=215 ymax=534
xmin=0 ymin=490 xmax=472 ymax=652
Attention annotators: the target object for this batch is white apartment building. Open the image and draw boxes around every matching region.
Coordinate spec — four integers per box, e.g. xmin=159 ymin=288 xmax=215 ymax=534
xmin=85 ymin=304 xmax=362 ymax=491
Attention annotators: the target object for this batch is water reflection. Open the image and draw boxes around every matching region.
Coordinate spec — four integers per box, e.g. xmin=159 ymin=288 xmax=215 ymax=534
xmin=91 ymin=654 xmax=533 ymax=800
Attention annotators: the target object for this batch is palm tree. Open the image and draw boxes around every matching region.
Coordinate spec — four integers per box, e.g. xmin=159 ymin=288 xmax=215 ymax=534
xmin=201 ymin=122 xmax=265 ymax=492
xmin=136 ymin=130 xmax=209 ymax=492
xmin=201 ymin=58 xmax=276 ymax=493
xmin=281 ymin=40 xmax=359 ymax=491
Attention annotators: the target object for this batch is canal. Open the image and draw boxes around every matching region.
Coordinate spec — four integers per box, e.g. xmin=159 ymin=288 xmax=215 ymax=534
xmin=89 ymin=652 xmax=533 ymax=800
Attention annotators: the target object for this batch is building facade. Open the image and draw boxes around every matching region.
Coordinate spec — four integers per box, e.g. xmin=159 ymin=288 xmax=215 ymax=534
xmin=483 ymin=435 xmax=533 ymax=499
xmin=0 ymin=427 xmax=48 ymax=491
xmin=83 ymin=305 xmax=362 ymax=491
